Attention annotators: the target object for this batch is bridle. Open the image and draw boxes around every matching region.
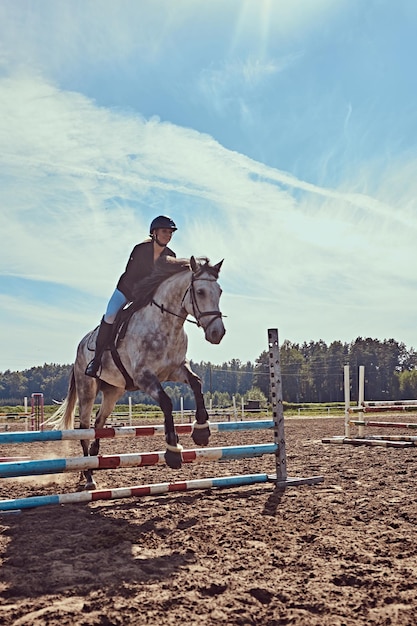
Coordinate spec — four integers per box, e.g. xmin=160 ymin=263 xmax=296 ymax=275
xmin=184 ymin=273 xmax=224 ymax=330
xmin=151 ymin=270 xmax=224 ymax=330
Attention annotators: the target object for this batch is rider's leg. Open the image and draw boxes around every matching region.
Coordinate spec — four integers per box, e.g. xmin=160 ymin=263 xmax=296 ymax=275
xmin=84 ymin=317 xmax=113 ymax=378
xmin=103 ymin=289 xmax=129 ymax=325
xmin=85 ymin=289 xmax=128 ymax=378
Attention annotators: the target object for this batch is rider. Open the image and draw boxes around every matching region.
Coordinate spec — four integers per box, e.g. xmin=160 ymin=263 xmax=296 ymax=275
xmin=85 ymin=215 xmax=177 ymax=378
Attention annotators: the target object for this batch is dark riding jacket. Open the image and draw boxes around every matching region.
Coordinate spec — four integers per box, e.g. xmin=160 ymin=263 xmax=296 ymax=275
xmin=116 ymin=239 xmax=176 ymax=301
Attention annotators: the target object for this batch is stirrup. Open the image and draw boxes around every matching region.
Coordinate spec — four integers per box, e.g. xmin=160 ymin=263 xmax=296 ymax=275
xmin=85 ymin=359 xmax=101 ymax=378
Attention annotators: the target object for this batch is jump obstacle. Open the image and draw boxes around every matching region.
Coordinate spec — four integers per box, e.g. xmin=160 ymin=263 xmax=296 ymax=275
xmin=322 ymin=365 xmax=417 ymax=448
xmin=30 ymin=393 xmax=44 ymax=431
xmin=0 ymin=392 xmax=43 ymax=436
xmin=0 ymin=329 xmax=323 ymax=511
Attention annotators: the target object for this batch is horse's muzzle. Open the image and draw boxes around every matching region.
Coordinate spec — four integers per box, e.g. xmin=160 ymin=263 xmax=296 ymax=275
xmin=205 ymin=318 xmax=226 ymax=344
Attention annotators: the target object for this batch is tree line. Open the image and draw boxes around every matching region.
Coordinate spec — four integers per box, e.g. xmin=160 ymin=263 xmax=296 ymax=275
xmin=1 ymin=336 xmax=417 ymax=408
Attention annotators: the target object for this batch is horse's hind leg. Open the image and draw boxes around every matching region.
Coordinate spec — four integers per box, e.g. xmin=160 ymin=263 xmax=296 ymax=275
xmin=82 ymin=383 xmax=125 ymax=490
xmin=75 ymin=376 xmax=99 ymax=491
xmin=89 ymin=383 xmax=125 ymax=456
xmin=183 ymin=363 xmax=210 ymax=447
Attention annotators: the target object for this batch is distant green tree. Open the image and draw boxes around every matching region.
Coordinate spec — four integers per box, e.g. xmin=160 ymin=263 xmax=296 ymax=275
xmin=2 ymin=335 xmax=417 ymax=406
xmin=253 ymin=351 xmax=269 ymax=399
xmin=211 ymin=390 xmax=232 ymax=408
xmin=280 ymin=341 xmax=304 ymax=402
xmin=326 ymin=341 xmax=349 ymax=402
xmin=397 ymin=370 xmax=417 ymax=399
xmin=244 ymin=386 xmax=267 ymax=407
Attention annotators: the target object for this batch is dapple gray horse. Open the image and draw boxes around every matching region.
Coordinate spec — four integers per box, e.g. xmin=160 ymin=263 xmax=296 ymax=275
xmin=49 ymin=256 xmax=225 ymax=490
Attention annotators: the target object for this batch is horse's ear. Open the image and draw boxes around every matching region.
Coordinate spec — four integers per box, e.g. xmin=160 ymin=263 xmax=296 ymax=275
xmin=213 ymin=259 xmax=224 ymax=276
xmin=190 ymin=256 xmax=198 ymax=272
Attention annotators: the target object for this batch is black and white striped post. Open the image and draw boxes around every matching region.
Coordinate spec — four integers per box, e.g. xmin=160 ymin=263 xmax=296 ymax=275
xmin=268 ymin=328 xmax=287 ymax=481
xmin=268 ymin=328 xmax=324 ymax=488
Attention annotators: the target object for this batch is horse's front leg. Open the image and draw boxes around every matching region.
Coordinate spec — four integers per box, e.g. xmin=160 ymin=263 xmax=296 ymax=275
xmin=184 ymin=363 xmax=211 ymax=447
xmin=140 ymin=372 xmax=183 ymax=469
xmin=158 ymin=386 xmax=183 ymax=469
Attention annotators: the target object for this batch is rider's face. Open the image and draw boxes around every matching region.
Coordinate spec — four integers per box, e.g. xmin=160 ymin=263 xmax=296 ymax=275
xmin=154 ymin=228 xmax=174 ymax=245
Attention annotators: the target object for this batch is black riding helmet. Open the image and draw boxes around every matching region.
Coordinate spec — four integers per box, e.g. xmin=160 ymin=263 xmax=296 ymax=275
xmin=149 ymin=215 xmax=177 ymax=235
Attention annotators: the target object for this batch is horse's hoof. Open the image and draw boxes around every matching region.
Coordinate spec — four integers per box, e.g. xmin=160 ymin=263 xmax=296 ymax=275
xmin=192 ymin=423 xmax=210 ymax=447
xmin=164 ymin=449 xmax=182 ymax=470
xmin=77 ymin=481 xmax=97 ymax=491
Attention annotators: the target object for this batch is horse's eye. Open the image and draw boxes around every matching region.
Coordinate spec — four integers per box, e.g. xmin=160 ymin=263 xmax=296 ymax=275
xmin=196 ymin=288 xmax=205 ymax=297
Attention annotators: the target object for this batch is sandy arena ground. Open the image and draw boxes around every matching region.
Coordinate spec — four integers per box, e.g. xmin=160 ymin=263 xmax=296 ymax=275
xmin=1 ymin=415 xmax=417 ymax=625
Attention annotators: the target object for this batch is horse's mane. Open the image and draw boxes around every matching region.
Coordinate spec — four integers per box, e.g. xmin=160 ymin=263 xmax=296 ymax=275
xmin=131 ymin=255 xmax=209 ymax=309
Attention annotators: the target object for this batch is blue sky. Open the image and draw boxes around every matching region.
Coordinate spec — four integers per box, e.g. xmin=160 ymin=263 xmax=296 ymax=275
xmin=1 ymin=0 xmax=417 ymax=372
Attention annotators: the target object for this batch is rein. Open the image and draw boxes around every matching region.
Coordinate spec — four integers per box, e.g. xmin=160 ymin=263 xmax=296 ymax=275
xmin=151 ymin=299 xmax=199 ymax=325
xmin=151 ymin=274 xmax=223 ymax=330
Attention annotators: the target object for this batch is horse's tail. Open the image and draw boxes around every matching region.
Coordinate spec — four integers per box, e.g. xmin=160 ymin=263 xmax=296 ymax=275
xmin=45 ymin=366 xmax=78 ymax=431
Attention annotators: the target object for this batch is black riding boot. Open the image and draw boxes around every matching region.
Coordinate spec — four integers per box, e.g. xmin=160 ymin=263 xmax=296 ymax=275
xmin=85 ymin=317 xmax=113 ymax=378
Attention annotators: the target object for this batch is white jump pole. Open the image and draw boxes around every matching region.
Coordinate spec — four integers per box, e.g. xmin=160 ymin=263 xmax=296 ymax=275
xmin=128 ymin=397 xmax=132 ymax=426
xmin=344 ymin=365 xmax=350 ymax=437
xmin=358 ymin=365 xmax=365 ymax=437
xmin=233 ymin=396 xmax=237 ymax=421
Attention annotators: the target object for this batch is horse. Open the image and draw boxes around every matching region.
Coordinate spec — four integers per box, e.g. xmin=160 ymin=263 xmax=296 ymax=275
xmin=49 ymin=255 xmax=225 ymax=490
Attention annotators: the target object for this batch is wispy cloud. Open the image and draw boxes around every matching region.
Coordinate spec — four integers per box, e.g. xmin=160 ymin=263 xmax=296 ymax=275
xmin=197 ymin=54 xmax=299 ymax=120
xmin=2 ymin=68 xmax=416 ymax=371
xmin=1 ymin=1 xmax=417 ymax=371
